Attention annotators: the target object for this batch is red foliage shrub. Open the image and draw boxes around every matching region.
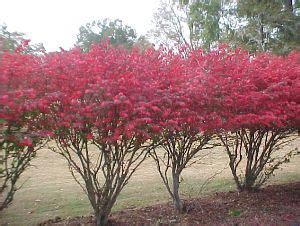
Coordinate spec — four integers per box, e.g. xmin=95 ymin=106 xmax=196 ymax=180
xmin=0 ymin=44 xmax=45 ymax=210
xmin=1 ymin=41 xmax=299 ymax=222
xmin=187 ymin=47 xmax=300 ymax=191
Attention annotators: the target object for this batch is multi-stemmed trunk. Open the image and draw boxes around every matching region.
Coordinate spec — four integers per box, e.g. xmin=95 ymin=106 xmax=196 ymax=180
xmin=95 ymin=210 xmax=110 ymax=226
xmin=52 ymin=135 xmax=154 ymax=226
xmin=94 ymin=201 xmax=116 ymax=226
xmin=0 ymin=137 xmax=43 ymax=211
xmin=172 ymin=170 xmax=184 ymax=213
xmin=220 ymin=128 xmax=296 ymax=192
xmin=151 ymin=131 xmax=211 ymax=213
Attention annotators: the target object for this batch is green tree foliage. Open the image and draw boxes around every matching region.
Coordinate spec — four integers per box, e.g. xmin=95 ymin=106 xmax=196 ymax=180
xmin=0 ymin=24 xmax=45 ymax=53
xmin=188 ymin=0 xmax=222 ymax=51
xmin=150 ymin=0 xmax=224 ymax=51
xmin=150 ymin=0 xmax=230 ymax=52
xmin=231 ymin=0 xmax=300 ymax=54
xmin=0 ymin=25 xmax=23 ymax=51
xmin=133 ymin=35 xmax=152 ymax=51
xmin=152 ymin=0 xmax=300 ymax=54
xmin=76 ymin=19 xmax=139 ymax=51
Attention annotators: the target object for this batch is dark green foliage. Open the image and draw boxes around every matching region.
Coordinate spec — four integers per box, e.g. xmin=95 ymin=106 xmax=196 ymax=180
xmin=188 ymin=0 xmax=222 ymax=51
xmin=76 ymin=19 xmax=138 ymax=51
xmin=0 ymin=24 xmax=45 ymax=53
xmin=153 ymin=0 xmax=299 ymax=54
xmin=231 ymin=0 xmax=300 ymax=54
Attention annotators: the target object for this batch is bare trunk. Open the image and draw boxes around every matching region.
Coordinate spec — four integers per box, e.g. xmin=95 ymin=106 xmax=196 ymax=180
xmin=283 ymin=0 xmax=293 ymax=13
xmin=242 ymin=176 xmax=256 ymax=192
xmin=229 ymin=161 xmax=243 ymax=191
xmin=259 ymin=13 xmax=265 ymax=51
xmin=172 ymin=172 xmax=184 ymax=213
xmin=95 ymin=210 xmax=109 ymax=226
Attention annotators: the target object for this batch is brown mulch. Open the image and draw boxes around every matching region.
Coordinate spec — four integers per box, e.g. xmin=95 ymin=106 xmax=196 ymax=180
xmin=39 ymin=182 xmax=300 ymax=226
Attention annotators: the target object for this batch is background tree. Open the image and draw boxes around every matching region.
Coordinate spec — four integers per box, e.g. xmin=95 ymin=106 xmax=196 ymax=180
xmin=0 ymin=25 xmax=23 ymax=51
xmin=149 ymin=0 xmax=193 ymax=50
xmin=76 ymin=18 xmax=142 ymax=51
xmin=229 ymin=0 xmax=300 ymax=54
xmin=133 ymin=35 xmax=152 ymax=51
xmin=0 ymin=24 xmax=45 ymax=53
xmin=151 ymin=0 xmax=300 ymax=54
xmin=150 ymin=0 xmax=227 ymax=52
xmin=187 ymin=0 xmax=222 ymax=51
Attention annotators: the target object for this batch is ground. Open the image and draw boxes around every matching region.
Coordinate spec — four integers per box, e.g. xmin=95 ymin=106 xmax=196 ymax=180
xmin=0 ymin=139 xmax=299 ymax=225
xmin=39 ymin=182 xmax=300 ymax=225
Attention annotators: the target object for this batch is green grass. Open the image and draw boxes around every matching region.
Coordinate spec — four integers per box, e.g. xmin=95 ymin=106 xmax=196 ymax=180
xmin=1 ymin=139 xmax=299 ymax=226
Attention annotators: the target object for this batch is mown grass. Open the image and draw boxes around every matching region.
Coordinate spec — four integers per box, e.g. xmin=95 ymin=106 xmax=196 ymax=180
xmin=0 ymin=139 xmax=299 ymax=226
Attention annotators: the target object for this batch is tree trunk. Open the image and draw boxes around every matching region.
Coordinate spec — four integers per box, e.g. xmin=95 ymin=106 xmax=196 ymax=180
xmin=283 ymin=0 xmax=293 ymax=13
xmin=172 ymin=172 xmax=184 ymax=213
xmin=242 ymin=181 xmax=254 ymax=192
xmin=241 ymin=172 xmax=257 ymax=192
xmin=229 ymin=164 xmax=243 ymax=192
xmin=259 ymin=13 xmax=265 ymax=51
xmin=95 ymin=211 xmax=109 ymax=226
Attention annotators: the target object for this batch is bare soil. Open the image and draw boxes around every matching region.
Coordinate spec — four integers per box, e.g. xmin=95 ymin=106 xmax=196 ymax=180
xmin=39 ymin=182 xmax=300 ymax=226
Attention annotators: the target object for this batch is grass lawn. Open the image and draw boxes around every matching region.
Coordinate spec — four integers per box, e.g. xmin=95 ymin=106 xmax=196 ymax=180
xmin=1 ymin=139 xmax=299 ymax=226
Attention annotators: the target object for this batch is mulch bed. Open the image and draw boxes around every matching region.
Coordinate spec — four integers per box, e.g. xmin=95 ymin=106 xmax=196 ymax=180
xmin=39 ymin=182 xmax=300 ymax=226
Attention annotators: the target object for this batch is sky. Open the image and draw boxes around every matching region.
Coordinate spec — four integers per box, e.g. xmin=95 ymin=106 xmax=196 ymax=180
xmin=0 ymin=0 xmax=160 ymax=51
